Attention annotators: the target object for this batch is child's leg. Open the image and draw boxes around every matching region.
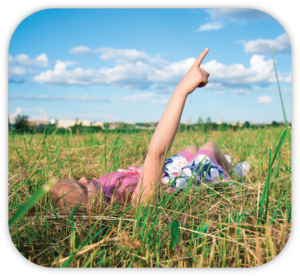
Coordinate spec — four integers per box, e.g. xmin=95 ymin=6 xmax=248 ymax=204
xmin=198 ymin=142 xmax=231 ymax=172
xmin=178 ymin=145 xmax=198 ymax=162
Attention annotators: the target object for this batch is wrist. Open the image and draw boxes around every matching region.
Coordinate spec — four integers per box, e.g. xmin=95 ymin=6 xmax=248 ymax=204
xmin=174 ymin=82 xmax=190 ymax=96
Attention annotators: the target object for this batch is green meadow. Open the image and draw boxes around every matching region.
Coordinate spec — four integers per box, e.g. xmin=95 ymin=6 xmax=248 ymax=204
xmin=8 ymin=125 xmax=291 ymax=267
xmin=8 ymin=50 xmax=291 ymax=268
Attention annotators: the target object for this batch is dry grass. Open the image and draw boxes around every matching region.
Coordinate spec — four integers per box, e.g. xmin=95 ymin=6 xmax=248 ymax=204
xmin=8 ymin=126 xmax=291 ymax=267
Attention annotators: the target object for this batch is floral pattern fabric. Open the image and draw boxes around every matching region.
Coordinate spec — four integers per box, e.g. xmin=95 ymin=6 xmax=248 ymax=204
xmin=162 ymin=152 xmax=228 ymax=190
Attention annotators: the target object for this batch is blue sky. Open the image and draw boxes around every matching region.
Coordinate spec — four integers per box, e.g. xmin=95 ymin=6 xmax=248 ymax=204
xmin=8 ymin=8 xmax=291 ymax=124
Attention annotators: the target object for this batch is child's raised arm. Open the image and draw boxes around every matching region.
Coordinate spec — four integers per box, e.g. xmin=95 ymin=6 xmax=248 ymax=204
xmin=132 ymin=48 xmax=210 ymax=203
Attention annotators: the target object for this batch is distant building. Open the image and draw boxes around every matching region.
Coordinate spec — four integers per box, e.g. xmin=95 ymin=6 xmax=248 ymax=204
xmin=91 ymin=121 xmax=104 ymax=129
xmin=50 ymin=118 xmax=56 ymax=125
xmin=56 ymin=119 xmax=90 ymax=128
xmin=231 ymin=122 xmax=244 ymax=127
xmin=217 ymin=119 xmax=224 ymax=125
xmin=138 ymin=126 xmax=155 ymax=130
xmin=149 ymin=120 xmax=160 ymax=127
xmin=27 ymin=120 xmax=48 ymax=126
xmin=107 ymin=123 xmax=118 ymax=129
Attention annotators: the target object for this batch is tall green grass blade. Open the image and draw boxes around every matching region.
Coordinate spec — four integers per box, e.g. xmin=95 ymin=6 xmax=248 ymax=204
xmin=271 ymin=129 xmax=287 ymax=167
xmin=258 ymin=149 xmax=271 ymax=224
xmin=15 ymin=148 xmax=24 ymax=162
xmin=281 ymin=159 xmax=291 ymax=173
xmin=275 ymin=153 xmax=281 ymax=180
xmin=170 ymin=220 xmax=179 ymax=249
xmin=271 ymin=46 xmax=291 ymax=151
xmin=264 ymin=148 xmax=272 ymax=222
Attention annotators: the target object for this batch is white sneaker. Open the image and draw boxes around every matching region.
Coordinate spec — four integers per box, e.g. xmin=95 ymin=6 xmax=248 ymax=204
xmin=232 ymin=161 xmax=251 ymax=177
xmin=224 ymin=154 xmax=232 ymax=166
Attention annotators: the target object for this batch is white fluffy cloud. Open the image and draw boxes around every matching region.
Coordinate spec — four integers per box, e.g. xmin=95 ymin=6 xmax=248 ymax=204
xmin=198 ymin=9 xmax=272 ymax=34
xmin=95 ymin=48 xmax=160 ymax=64
xmin=196 ymin=21 xmax=224 ymax=32
xmin=148 ymin=58 xmax=194 ymax=83
xmin=205 ymin=9 xmax=271 ymax=23
xmin=33 ymin=59 xmax=156 ymax=88
xmin=150 ymin=54 xmax=276 ymax=90
xmin=9 ymin=53 xmax=50 ymax=83
xmin=242 ymin=33 xmax=291 ymax=54
xmin=33 ymin=61 xmax=96 ymax=85
xmin=284 ymin=73 xmax=291 ymax=83
xmin=9 ymin=107 xmax=22 ymax=123
xmin=8 ymin=54 xmax=78 ymax=83
xmin=56 ymin=60 xmax=78 ymax=67
xmin=258 ymin=96 xmax=273 ymax=104
xmin=8 ymin=66 xmax=38 ymax=77
xmin=9 ymin=94 xmax=109 ymax=102
xmin=9 ymin=66 xmax=26 ymax=76
xmin=9 ymin=53 xmax=50 ymax=68
xmin=31 ymin=48 xmax=280 ymax=92
xmin=9 ymin=107 xmax=49 ymax=126
xmin=70 ymin=46 xmax=93 ymax=56
xmin=202 ymin=54 xmax=279 ymax=87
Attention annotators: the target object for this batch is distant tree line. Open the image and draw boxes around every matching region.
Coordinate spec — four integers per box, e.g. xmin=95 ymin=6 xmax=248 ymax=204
xmin=9 ymin=114 xmax=288 ymax=135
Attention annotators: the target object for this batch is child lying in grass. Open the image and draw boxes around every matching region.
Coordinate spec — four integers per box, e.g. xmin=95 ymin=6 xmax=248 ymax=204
xmin=49 ymin=48 xmax=250 ymax=210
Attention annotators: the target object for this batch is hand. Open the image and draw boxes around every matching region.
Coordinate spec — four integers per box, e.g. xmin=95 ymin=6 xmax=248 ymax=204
xmin=178 ymin=48 xmax=210 ymax=94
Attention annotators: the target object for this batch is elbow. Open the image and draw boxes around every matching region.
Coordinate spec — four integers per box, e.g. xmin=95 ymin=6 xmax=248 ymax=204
xmin=147 ymin=144 xmax=165 ymax=161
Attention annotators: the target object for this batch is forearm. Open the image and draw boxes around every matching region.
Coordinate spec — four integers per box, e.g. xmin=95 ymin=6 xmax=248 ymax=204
xmin=148 ymin=85 xmax=188 ymax=157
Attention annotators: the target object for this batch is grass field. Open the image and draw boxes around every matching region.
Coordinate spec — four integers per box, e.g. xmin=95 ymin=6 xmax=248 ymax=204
xmin=8 ymin=125 xmax=291 ymax=267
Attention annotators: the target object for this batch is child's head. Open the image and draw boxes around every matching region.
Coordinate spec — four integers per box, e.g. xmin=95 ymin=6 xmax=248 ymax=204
xmin=49 ymin=177 xmax=102 ymax=211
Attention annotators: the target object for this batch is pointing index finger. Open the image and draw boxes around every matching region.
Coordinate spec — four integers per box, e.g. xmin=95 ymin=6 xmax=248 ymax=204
xmin=192 ymin=48 xmax=209 ymax=68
